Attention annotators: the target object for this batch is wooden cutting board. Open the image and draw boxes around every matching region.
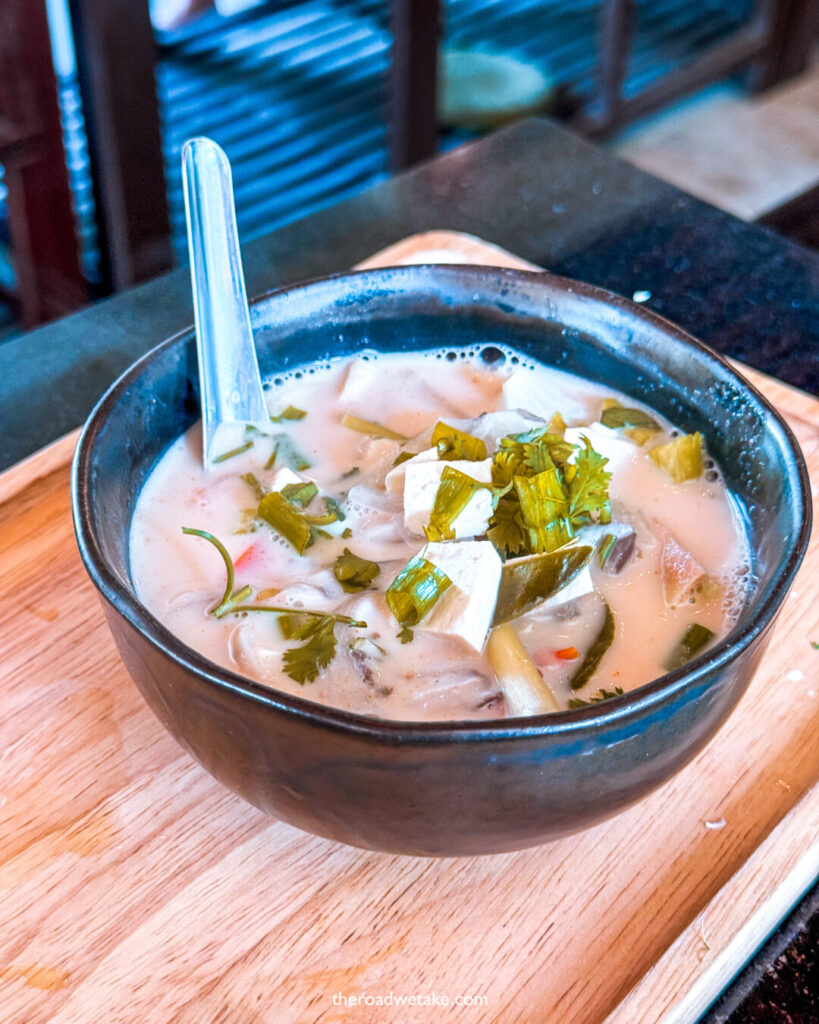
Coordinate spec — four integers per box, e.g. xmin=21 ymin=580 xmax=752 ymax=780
xmin=1 ymin=232 xmax=816 ymax=1024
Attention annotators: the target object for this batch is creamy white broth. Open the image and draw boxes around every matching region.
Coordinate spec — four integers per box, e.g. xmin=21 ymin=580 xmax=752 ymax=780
xmin=130 ymin=347 xmax=751 ymax=721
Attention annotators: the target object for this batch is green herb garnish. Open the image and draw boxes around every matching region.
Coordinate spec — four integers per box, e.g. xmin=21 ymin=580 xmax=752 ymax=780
xmin=600 ymin=405 xmax=661 ymax=432
xmin=431 ymin=421 xmax=487 ymax=461
xmin=280 ymin=480 xmax=318 ymax=507
xmin=425 ymin=465 xmax=490 ymax=542
xmin=340 ymin=413 xmax=408 ymax=441
xmin=213 ymin=440 xmax=254 ymax=464
xmin=649 ymin=432 xmax=703 ymax=482
xmin=386 ymin=554 xmax=452 ymax=627
xmin=664 ymin=623 xmax=715 ymax=671
xmin=334 ymin=548 xmax=381 ymax=592
xmin=570 ymin=602 xmax=615 ymax=691
xmin=271 ymin=405 xmax=307 ymax=422
xmin=398 ymin=626 xmax=414 ymax=644
xmin=342 ymin=527 xmax=353 ymax=539
xmin=282 ymin=616 xmax=337 ymax=684
xmin=392 ymin=451 xmax=415 ymax=468
xmin=324 ymin=496 xmax=346 ymax=522
xmin=566 ymin=437 xmax=612 ymax=527
xmin=270 ymin=434 xmax=312 ymax=472
xmin=515 ymin=469 xmax=573 ymax=554
xmin=568 ymin=686 xmax=625 ymax=708
xmin=487 ymin=495 xmax=528 ymax=557
xmin=812 ymin=641 xmax=819 ymax=651
xmin=240 ymin=473 xmax=266 ymax=502
xmin=257 ymin=492 xmax=311 ymax=554
xmin=492 ymin=544 xmax=592 ymax=625
xmin=181 ymin=528 xmax=253 ymax=616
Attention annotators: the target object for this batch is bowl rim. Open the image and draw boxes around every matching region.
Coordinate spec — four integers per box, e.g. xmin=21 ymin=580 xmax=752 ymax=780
xmin=71 ymin=263 xmax=813 ymax=742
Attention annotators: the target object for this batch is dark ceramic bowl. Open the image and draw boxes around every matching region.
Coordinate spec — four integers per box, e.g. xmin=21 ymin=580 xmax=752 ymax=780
xmin=72 ymin=265 xmax=810 ymax=856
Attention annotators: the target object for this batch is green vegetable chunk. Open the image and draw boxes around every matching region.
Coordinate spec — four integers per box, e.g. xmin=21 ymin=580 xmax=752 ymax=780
xmin=212 ymin=440 xmax=254 ymax=463
xmin=664 ymin=623 xmax=716 ymax=670
xmin=257 ymin=492 xmax=311 ymax=554
xmin=425 ymin=466 xmax=490 ymax=542
xmin=570 ymin=602 xmax=616 ymax=691
xmin=431 ymin=421 xmax=487 ymax=461
xmin=492 ymin=544 xmax=593 ymax=626
xmin=386 ymin=555 xmax=452 ymax=627
xmin=600 ymin=405 xmax=661 ymax=432
xmin=333 ymin=548 xmax=381 ymax=592
xmin=649 ymin=432 xmax=704 ymax=482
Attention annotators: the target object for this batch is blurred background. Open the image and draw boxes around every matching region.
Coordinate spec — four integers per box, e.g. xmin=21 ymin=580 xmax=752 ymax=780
xmin=1 ymin=0 xmax=817 ymax=337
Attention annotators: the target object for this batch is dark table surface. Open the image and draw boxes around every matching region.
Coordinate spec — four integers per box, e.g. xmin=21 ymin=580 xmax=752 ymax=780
xmin=1 ymin=118 xmax=816 ymax=1018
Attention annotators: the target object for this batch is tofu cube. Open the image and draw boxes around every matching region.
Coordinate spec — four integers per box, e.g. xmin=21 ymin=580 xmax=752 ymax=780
xmin=403 ymin=458 xmax=493 ymax=537
xmin=422 ymin=540 xmax=502 ymax=651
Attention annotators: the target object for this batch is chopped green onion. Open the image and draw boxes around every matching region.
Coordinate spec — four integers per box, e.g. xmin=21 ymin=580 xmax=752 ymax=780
xmin=515 ymin=469 xmax=574 ymax=553
xmin=271 ymin=434 xmax=312 ymax=472
xmin=340 ymin=413 xmax=408 ymax=441
xmin=392 ymin=451 xmax=415 ymax=468
xmin=240 ymin=472 xmax=266 ymax=502
xmin=386 ymin=554 xmax=452 ymax=627
xmin=664 ymin=623 xmax=715 ymax=671
xmin=425 ymin=466 xmax=490 ymax=542
xmin=212 ymin=440 xmax=254 ymax=463
xmin=570 ymin=602 xmax=615 ymax=691
xmin=431 ymin=421 xmax=487 ymax=461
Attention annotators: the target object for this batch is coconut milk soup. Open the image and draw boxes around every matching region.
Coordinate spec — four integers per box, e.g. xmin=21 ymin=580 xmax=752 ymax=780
xmin=130 ymin=346 xmax=751 ymax=721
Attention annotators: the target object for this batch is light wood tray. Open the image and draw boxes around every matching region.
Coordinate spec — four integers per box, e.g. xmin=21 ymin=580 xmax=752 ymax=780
xmin=1 ymin=232 xmax=816 ymax=1024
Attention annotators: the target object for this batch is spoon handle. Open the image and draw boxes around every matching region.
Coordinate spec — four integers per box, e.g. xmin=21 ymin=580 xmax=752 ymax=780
xmin=182 ymin=137 xmax=269 ymax=467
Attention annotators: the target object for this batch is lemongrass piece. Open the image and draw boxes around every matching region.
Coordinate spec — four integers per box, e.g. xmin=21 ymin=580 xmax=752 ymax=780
xmin=340 ymin=413 xmax=408 ymax=441
xmin=487 ymin=623 xmax=560 ymax=716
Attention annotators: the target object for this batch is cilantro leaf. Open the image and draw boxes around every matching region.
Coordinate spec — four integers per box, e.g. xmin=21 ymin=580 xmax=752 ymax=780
xmin=487 ymin=494 xmax=528 ymax=557
xmin=567 ymin=437 xmax=612 ymax=528
xmin=282 ymin=616 xmax=337 ymax=684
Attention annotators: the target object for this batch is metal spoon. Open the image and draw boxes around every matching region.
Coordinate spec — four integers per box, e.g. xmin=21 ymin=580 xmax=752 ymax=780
xmin=182 ymin=137 xmax=269 ymax=468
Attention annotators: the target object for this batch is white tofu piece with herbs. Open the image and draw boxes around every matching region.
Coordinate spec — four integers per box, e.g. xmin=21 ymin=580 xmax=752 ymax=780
xmin=402 ymin=458 xmax=494 ymax=537
xmin=422 ymin=540 xmax=502 ymax=651
xmin=384 ymin=447 xmax=439 ymax=494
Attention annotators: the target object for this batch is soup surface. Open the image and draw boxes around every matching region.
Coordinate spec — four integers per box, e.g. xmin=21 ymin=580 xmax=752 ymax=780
xmin=130 ymin=346 xmax=751 ymax=721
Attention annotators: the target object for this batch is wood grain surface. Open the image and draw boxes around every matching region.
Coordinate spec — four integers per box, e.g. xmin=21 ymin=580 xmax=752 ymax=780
xmin=1 ymin=232 xmax=816 ymax=1024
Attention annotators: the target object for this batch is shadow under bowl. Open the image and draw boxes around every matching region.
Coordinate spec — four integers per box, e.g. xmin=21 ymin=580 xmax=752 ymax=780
xmin=72 ymin=265 xmax=811 ymax=856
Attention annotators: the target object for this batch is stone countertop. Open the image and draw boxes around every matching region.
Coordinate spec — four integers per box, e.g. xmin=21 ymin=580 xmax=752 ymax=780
xmin=0 ymin=118 xmax=816 ymax=472
xmin=0 ymin=118 xmax=816 ymax=1021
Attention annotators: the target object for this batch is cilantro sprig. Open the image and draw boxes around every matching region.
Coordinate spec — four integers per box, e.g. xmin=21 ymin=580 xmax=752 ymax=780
xmin=182 ymin=527 xmax=366 ymax=684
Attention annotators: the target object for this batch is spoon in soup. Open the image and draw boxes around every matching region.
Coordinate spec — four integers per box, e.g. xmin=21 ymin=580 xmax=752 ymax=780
xmin=182 ymin=136 xmax=269 ymax=468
